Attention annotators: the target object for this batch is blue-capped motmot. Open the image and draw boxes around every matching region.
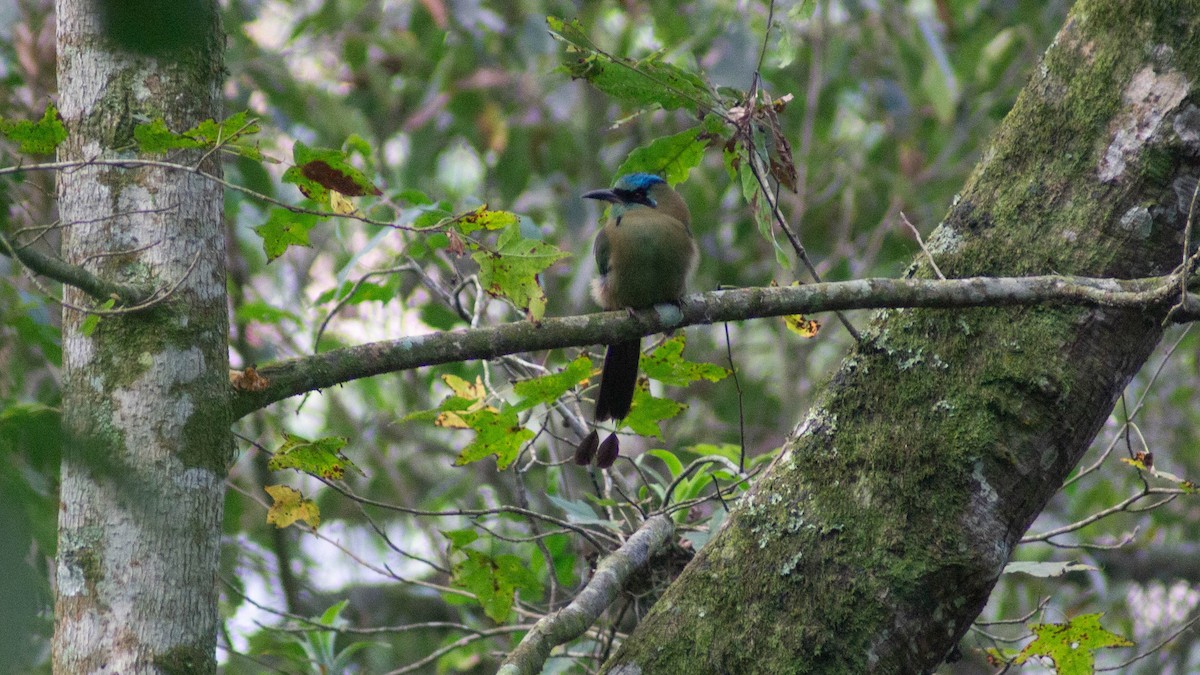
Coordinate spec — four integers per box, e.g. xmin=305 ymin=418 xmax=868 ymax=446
xmin=575 ymin=173 xmax=698 ymax=467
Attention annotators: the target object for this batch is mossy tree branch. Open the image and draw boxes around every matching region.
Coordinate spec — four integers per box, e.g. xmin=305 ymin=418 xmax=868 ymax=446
xmin=232 ymin=273 xmax=1193 ymax=419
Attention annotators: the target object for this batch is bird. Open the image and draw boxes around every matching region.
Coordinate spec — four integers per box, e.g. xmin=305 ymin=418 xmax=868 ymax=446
xmin=575 ymin=173 xmax=698 ymax=468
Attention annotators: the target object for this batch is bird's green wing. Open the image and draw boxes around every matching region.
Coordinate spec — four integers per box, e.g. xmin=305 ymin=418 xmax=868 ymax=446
xmin=593 ymin=226 xmax=611 ymax=276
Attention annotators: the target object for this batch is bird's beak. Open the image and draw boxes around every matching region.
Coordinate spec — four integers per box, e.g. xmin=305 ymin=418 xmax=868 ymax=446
xmin=582 ymin=188 xmax=622 ymax=204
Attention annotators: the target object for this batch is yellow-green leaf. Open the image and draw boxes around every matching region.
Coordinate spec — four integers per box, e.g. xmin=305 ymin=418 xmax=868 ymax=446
xmin=451 ymin=408 xmax=535 ymax=470
xmin=457 ymin=205 xmax=519 ymax=235
xmin=450 ymin=549 xmax=541 ymax=623
xmin=472 ymin=224 xmax=570 ymax=321
xmin=268 ymin=433 xmax=362 ymax=480
xmin=641 ymin=335 xmax=729 ymax=386
xmin=1013 ymin=613 xmax=1133 ymax=674
xmin=511 ymin=356 xmax=594 ymax=412
xmin=255 ymin=208 xmax=318 ymax=262
xmin=265 ymin=485 xmax=320 ymax=529
xmin=622 ymin=387 xmax=686 ymax=438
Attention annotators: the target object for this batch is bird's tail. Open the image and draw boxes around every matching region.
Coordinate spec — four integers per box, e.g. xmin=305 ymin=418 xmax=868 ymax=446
xmin=595 ymin=339 xmax=640 ymax=422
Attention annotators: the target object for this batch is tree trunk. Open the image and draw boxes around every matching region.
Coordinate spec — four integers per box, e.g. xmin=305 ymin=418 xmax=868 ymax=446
xmin=605 ymin=1 xmax=1199 ymax=673
xmin=52 ymin=1 xmax=228 ymax=672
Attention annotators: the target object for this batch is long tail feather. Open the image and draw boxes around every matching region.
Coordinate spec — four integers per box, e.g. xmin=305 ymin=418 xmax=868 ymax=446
xmin=595 ymin=339 xmax=640 ymax=422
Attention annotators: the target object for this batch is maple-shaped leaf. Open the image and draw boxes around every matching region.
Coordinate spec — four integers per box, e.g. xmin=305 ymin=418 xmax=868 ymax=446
xmin=472 ymin=224 xmax=570 ymax=321
xmin=450 ymin=549 xmax=541 ymax=623
xmin=255 ymin=208 xmax=318 ymax=262
xmin=433 ymin=374 xmax=497 ymax=428
xmin=451 ymin=407 xmax=535 ymax=470
xmin=1013 ymin=613 xmax=1133 ymax=674
xmin=268 ymin=433 xmax=363 ymax=480
xmin=265 ymin=485 xmax=321 ymax=529
xmin=641 ymin=335 xmax=729 ymax=386
xmin=135 ymin=111 xmax=262 ymax=159
xmin=510 ymin=356 xmax=593 ymax=412
xmin=0 ymin=103 xmax=67 ymax=155
xmin=621 ymin=386 xmax=686 ymax=438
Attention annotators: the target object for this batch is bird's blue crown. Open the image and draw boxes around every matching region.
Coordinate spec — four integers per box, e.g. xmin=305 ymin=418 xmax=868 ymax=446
xmin=614 ymin=173 xmax=666 ymax=192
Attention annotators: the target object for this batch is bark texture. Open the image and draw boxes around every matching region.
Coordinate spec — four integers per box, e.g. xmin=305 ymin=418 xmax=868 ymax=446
xmin=53 ymin=1 xmax=229 ymax=673
xmin=604 ymin=1 xmax=1200 ymax=673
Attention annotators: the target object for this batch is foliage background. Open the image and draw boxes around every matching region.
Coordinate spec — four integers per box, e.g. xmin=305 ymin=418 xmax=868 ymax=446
xmin=3 ymin=0 xmax=1199 ymax=672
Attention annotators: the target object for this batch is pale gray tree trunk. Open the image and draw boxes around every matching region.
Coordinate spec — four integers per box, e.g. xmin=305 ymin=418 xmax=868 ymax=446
xmin=604 ymin=1 xmax=1200 ymax=673
xmin=53 ymin=1 xmax=229 ymax=672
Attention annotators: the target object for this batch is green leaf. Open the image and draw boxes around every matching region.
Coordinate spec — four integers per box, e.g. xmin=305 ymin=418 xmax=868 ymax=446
xmin=738 ymin=160 xmax=789 ymax=268
xmin=546 ymin=494 xmax=617 ymax=527
xmin=441 ymin=528 xmax=480 ymax=550
xmin=11 ymin=312 xmax=61 ymax=367
xmin=0 ymin=103 xmax=67 ymax=155
xmin=135 ymin=111 xmax=263 ymax=159
xmin=420 ymin=302 xmax=463 ymax=331
xmin=80 ymin=298 xmax=117 ymax=337
xmin=622 ymin=388 xmax=686 ymax=438
xmin=471 ymin=224 xmax=570 ymax=321
xmin=1014 ymin=614 xmax=1133 ymax=674
xmin=456 ymin=205 xmax=519 ymax=235
xmin=641 ymin=335 xmax=730 ymax=386
xmin=451 ymin=549 xmax=541 ymax=623
xmin=1003 ymin=561 xmax=1097 ymax=578
xmin=0 ymin=403 xmax=61 ymax=456
xmin=510 ymin=356 xmax=594 ymax=412
xmin=530 ymin=533 xmax=577 ymax=588
xmin=645 ymin=449 xmax=684 ymax=478
xmin=268 ymin=433 xmax=363 ymax=480
xmin=547 ymin=17 xmax=715 ymax=113
xmin=318 ymin=599 xmax=350 ymax=626
xmin=920 ymin=59 xmax=959 ymax=126
xmin=255 ymin=208 xmax=318 ymax=262
xmin=451 ymin=408 xmax=535 ymax=470
xmin=283 ymin=140 xmax=381 ymax=205
xmin=314 ymin=280 xmax=393 ymax=306
xmin=683 ymin=443 xmax=744 ymax=464
xmin=682 ymin=507 xmax=725 ymax=551
xmin=134 ymin=118 xmax=204 ymax=153
xmin=183 ymin=111 xmax=263 ymax=160
xmin=616 ymin=125 xmax=710 ymax=186
xmin=396 ymin=188 xmax=433 ymax=205
xmin=235 ymin=300 xmax=302 ymax=327
xmin=413 ymin=206 xmax=453 ymax=229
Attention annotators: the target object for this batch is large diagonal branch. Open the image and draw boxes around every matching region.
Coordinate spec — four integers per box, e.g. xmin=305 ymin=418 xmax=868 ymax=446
xmin=232 ymin=273 xmax=1192 ymax=418
xmin=497 ymin=515 xmax=675 ymax=675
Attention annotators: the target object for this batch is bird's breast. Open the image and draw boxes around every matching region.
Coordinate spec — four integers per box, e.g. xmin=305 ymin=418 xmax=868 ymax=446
xmin=597 ymin=214 xmax=696 ymax=309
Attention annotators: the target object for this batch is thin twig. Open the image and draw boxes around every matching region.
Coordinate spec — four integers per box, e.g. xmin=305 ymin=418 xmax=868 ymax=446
xmin=722 ymin=322 xmax=748 ymax=472
xmin=899 ymin=211 xmax=945 ymax=279
xmin=1021 ymin=487 xmax=1185 ymax=543
xmin=1096 ymin=610 xmax=1200 ymax=671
